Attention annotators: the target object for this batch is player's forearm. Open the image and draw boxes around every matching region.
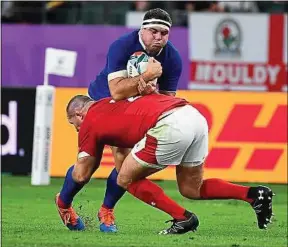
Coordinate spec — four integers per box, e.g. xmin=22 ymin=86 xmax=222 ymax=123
xmin=109 ymin=75 xmax=145 ymax=101
xmin=159 ymin=91 xmax=176 ymax=97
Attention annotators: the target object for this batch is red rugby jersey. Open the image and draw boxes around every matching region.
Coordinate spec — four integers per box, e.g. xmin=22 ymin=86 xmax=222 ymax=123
xmin=78 ymin=94 xmax=188 ymax=157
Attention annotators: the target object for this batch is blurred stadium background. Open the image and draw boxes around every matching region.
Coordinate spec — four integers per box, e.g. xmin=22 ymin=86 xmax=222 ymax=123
xmin=1 ymin=1 xmax=287 ymax=247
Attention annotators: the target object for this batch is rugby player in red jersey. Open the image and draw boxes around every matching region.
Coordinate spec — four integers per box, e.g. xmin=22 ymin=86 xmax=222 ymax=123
xmin=55 ymin=94 xmax=274 ymax=234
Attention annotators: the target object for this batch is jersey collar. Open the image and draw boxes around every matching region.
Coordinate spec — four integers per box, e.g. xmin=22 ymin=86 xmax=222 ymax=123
xmin=138 ymin=30 xmax=163 ymax=57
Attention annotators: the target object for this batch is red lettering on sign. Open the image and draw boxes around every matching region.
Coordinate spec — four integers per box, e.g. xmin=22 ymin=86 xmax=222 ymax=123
xmin=217 ymin=105 xmax=287 ymax=143
xmin=245 ymin=149 xmax=283 ymax=170
xmin=205 ymin=148 xmax=239 ymax=169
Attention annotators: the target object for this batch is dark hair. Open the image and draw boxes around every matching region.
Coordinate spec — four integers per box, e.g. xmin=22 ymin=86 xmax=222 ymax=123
xmin=143 ymin=8 xmax=172 ymax=26
xmin=66 ymin=95 xmax=93 ymax=116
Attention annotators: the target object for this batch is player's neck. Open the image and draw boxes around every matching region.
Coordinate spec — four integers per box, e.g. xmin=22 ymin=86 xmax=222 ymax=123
xmin=82 ymin=101 xmax=94 ymax=114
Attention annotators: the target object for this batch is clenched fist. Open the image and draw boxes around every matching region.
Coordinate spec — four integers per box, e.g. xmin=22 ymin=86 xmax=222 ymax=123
xmin=142 ymin=57 xmax=162 ymax=81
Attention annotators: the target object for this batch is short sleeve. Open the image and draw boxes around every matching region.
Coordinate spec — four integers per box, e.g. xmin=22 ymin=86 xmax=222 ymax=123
xmin=107 ymin=40 xmax=129 ymax=81
xmin=78 ymin=122 xmax=98 ymax=158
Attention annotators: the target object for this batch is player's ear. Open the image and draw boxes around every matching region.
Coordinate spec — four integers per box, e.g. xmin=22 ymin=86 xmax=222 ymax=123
xmin=75 ymin=111 xmax=82 ymax=118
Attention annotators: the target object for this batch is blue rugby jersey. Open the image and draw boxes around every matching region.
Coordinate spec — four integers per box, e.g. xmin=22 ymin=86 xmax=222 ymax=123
xmin=88 ymin=30 xmax=182 ymax=100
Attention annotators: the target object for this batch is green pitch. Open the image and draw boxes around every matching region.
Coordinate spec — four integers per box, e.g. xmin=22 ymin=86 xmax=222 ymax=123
xmin=2 ymin=175 xmax=287 ymax=247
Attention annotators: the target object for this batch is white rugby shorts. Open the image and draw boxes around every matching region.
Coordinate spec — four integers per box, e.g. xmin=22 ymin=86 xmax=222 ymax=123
xmin=132 ymin=105 xmax=209 ymax=169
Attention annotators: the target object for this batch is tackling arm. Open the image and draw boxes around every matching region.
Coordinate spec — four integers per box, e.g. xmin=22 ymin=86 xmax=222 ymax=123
xmin=76 ymin=120 xmax=105 ymax=182
xmin=73 ymin=144 xmax=104 ymax=183
xmin=73 ymin=156 xmax=99 ymax=183
xmin=158 ymin=91 xmax=176 ymax=96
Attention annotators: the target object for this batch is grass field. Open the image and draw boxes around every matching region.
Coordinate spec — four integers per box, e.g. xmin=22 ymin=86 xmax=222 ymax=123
xmin=2 ymin=175 xmax=287 ymax=247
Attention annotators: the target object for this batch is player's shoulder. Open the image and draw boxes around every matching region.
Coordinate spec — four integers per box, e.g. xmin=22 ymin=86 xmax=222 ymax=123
xmin=110 ymin=30 xmax=139 ymax=49
xmin=90 ymin=97 xmax=112 ymax=109
xmin=79 ymin=98 xmax=112 ymax=134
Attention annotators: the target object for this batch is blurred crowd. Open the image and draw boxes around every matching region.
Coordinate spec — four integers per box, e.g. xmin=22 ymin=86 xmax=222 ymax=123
xmin=2 ymin=1 xmax=288 ymax=26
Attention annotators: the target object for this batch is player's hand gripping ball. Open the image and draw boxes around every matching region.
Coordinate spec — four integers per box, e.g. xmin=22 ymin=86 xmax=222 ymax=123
xmin=127 ymin=51 xmax=150 ymax=77
xmin=127 ymin=52 xmax=158 ymax=89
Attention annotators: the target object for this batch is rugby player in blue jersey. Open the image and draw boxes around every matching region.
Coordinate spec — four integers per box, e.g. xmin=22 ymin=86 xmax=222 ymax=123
xmin=88 ymin=8 xmax=182 ymax=232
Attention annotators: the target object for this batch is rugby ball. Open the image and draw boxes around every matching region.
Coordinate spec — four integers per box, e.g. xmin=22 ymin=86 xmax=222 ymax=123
xmin=127 ymin=51 xmax=149 ymax=77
